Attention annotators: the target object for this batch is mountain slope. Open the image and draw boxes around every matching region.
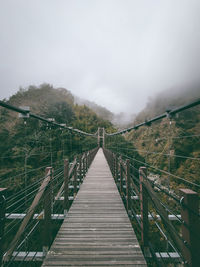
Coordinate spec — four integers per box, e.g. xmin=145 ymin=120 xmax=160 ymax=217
xmin=0 ymin=84 xmax=114 ymax=192
xmin=126 ymin=87 xmax=200 ymax=193
xmin=74 ymin=96 xmax=114 ymax=122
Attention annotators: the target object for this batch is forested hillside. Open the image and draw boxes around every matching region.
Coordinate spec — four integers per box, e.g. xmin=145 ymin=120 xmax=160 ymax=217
xmin=126 ymin=87 xmax=200 ymax=194
xmin=74 ymin=96 xmax=114 ymax=122
xmin=0 ymin=84 xmax=114 ymax=193
xmin=134 ymin=86 xmax=200 ymax=123
xmin=74 ymin=95 xmax=135 ymax=127
xmin=1 ymin=83 xmax=199 ymax=196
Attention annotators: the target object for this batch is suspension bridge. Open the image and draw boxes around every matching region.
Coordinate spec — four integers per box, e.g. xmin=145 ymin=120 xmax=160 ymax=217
xmin=0 ymin=99 xmax=200 ymax=267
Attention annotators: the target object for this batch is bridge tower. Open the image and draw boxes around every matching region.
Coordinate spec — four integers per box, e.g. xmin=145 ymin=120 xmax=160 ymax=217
xmin=98 ymin=127 xmax=105 ymax=148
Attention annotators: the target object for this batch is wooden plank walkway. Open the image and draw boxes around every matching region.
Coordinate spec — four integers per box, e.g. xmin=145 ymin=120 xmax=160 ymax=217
xmin=42 ymin=148 xmax=147 ymax=266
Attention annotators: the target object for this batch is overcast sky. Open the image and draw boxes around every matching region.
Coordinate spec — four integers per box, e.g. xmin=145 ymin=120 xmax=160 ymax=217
xmin=0 ymin=0 xmax=200 ymax=114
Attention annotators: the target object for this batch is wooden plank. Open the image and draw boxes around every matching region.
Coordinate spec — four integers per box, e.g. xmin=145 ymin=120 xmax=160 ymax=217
xmin=43 ymin=261 xmax=147 ymax=266
xmin=12 ymin=252 xmax=43 ymax=262
xmin=42 ymin=149 xmax=147 ymax=266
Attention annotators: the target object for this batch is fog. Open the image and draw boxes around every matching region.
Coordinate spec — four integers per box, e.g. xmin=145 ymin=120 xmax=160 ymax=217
xmin=0 ymin=0 xmax=200 ymax=114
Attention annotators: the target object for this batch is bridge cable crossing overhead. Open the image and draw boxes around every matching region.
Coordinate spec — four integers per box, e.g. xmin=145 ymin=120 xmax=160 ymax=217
xmin=105 ymin=98 xmax=200 ymax=136
xmin=0 ymin=100 xmax=97 ymax=137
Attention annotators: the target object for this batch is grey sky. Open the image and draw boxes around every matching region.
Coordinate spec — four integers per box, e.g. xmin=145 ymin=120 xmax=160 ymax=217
xmin=0 ymin=0 xmax=200 ymax=114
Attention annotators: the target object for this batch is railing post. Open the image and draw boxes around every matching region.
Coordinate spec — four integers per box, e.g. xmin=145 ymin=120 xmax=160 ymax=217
xmin=126 ymin=160 xmax=130 ymax=211
xmin=113 ymin=153 xmax=116 ymax=177
xmin=107 ymin=150 xmax=110 ymax=168
xmin=85 ymin=153 xmax=87 ymax=171
xmin=115 ymin=155 xmax=119 ymax=183
xmin=119 ymin=158 xmax=123 ymax=195
xmin=84 ymin=153 xmax=87 ymax=175
xmin=88 ymin=151 xmax=90 ymax=169
xmin=90 ymin=150 xmax=93 ymax=165
xmin=86 ymin=153 xmax=89 ymax=171
xmin=64 ymin=159 xmax=69 ymax=215
xmin=82 ymin=154 xmax=85 ymax=178
xmin=74 ymin=159 xmax=77 ymax=196
xmin=0 ymin=188 xmax=6 ymax=265
xmin=108 ymin=150 xmax=112 ymax=173
xmin=112 ymin=153 xmax=115 ymax=177
xmin=43 ymin=167 xmax=53 ymax=256
xmin=88 ymin=151 xmax=91 ymax=168
xmin=78 ymin=155 xmax=82 ymax=183
xmin=139 ymin=167 xmax=149 ymax=253
xmin=180 ymin=189 xmax=199 ymax=267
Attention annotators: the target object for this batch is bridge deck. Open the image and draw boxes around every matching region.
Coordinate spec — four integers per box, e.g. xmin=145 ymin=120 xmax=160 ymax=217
xmin=42 ymin=148 xmax=147 ymax=266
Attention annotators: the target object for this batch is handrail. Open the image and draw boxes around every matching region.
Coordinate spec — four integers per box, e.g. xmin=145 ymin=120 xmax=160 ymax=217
xmin=55 ymin=147 xmax=98 ymax=200
xmin=141 ymin=171 xmax=185 ymax=254
xmin=103 ymin=148 xmax=200 ymax=266
xmin=1 ymin=147 xmax=99 ymax=265
xmin=3 ymin=168 xmax=53 ymax=261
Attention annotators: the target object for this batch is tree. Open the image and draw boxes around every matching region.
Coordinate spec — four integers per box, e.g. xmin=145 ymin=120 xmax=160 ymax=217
xmin=45 ymin=101 xmax=75 ymax=124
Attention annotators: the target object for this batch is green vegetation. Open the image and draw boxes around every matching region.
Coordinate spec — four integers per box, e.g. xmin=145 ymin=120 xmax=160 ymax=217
xmin=126 ymin=87 xmax=200 ymax=194
xmin=1 ymin=84 xmax=199 ymax=266
xmin=75 ymin=96 xmax=114 ymax=122
xmin=0 ymin=84 xmax=114 ymax=195
xmin=134 ymin=86 xmax=200 ymax=124
xmin=111 ymin=88 xmax=200 ymax=265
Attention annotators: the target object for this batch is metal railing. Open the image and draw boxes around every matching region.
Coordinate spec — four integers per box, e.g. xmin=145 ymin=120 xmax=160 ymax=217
xmin=103 ymin=148 xmax=200 ymax=267
xmin=0 ymin=147 xmax=98 ymax=266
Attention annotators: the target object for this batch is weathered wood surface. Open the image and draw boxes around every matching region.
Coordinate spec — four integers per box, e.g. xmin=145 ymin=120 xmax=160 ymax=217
xmin=42 ymin=148 xmax=147 ymax=266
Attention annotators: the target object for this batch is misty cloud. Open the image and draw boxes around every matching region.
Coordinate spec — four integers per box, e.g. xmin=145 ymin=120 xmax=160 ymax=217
xmin=0 ymin=0 xmax=200 ymax=113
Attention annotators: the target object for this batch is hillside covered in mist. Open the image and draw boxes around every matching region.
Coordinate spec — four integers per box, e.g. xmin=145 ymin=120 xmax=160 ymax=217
xmin=126 ymin=86 xmax=200 ymax=193
xmin=2 ymin=84 xmax=114 ymax=131
xmin=134 ymin=86 xmax=200 ymax=124
xmin=74 ymin=95 xmax=135 ymax=127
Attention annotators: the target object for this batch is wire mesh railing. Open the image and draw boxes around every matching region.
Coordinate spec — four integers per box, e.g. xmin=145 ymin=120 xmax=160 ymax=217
xmin=103 ymin=95 xmax=200 ymax=267
xmin=103 ymin=146 xmax=200 ymax=266
xmin=0 ymin=147 xmax=98 ymax=266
